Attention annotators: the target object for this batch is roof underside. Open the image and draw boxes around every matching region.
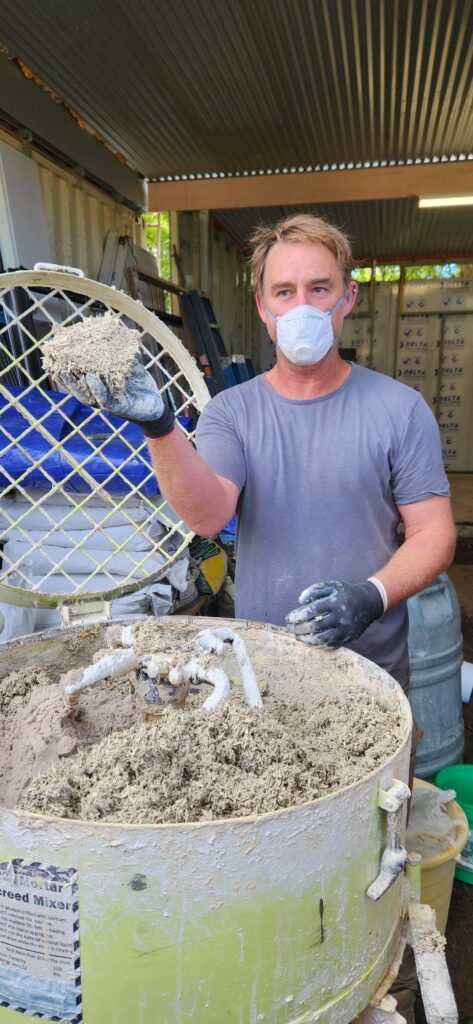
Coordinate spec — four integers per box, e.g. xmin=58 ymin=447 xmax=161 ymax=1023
xmin=0 ymin=0 xmax=471 ymax=258
xmin=214 ymin=198 xmax=473 ymax=263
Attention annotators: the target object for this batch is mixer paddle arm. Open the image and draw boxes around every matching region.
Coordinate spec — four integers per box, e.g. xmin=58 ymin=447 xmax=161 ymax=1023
xmin=169 ymin=658 xmax=231 ymax=710
xmin=61 ymin=647 xmax=230 ymax=715
xmin=60 ymin=625 xmax=258 ymax=714
xmin=197 ymin=627 xmax=263 ymax=708
xmin=62 ymin=649 xmax=140 ymax=711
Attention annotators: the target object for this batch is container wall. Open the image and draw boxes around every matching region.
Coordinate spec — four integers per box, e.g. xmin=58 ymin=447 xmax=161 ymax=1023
xmin=0 ymin=128 xmax=142 ymax=280
xmin=37 ymin=163 xmax=142 ymax=280
xmin=339 ymin=276 xmax=473 ymax=471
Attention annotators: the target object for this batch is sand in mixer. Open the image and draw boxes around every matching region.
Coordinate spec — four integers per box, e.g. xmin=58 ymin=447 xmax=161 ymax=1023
xmin=0 ymin=621 xmax=403 ymax=825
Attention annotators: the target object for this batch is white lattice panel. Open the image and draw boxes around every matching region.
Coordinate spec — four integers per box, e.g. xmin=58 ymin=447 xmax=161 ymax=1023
xmin=0 ymin=268 xmax=209 ymax=610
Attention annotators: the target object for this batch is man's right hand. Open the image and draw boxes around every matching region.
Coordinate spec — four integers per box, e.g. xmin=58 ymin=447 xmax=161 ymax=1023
xmin=56 ymin=359 xmax=175 ymax=438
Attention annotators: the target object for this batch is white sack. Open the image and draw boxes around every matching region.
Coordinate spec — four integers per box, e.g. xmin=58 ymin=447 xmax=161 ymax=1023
xmin=4 ymin=541 xmax=167 ymax=579
xmin=0 ymin=570 xmax=37 ymax=643
xmin=166 ymin=556 xmax=190 ymax=594
xmin=0 ymin=601 xmax=36 ymax=643
xmin=111 ymin=589 xmax=151 ymax=617
xmin=147 ymin=582 xmax=174 ymax=617
xmin=0 ymin=498 xmax=151 ymax=533
xmin=2 ymin=523 xmax=163 ymax=551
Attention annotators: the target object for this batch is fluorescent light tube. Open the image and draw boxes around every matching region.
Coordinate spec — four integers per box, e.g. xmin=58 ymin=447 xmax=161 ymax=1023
xmin=418 ymin=196 xmax=473 ymax=208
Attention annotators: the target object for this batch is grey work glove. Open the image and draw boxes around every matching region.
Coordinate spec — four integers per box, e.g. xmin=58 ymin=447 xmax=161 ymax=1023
xmin=286 ymin=579 xmax=385 ymax=648
xmin=56 ymin=359 xmax=175 ymax=439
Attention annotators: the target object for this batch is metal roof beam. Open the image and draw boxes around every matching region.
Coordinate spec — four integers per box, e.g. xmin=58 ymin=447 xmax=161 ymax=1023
xmin=148 ymin=162 xmax=473 ymax=212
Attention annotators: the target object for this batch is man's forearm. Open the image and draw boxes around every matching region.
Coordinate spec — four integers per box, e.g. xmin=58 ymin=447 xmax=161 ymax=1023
xmin=146 ymin=427 xmax=235 ymax=535
xmin=374 ymin=528 xmax=456 ymax=609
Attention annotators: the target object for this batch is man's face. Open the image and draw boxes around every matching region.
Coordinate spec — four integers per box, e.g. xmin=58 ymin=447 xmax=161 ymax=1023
xmin=256 ymin=241 xmax=357 ymax=345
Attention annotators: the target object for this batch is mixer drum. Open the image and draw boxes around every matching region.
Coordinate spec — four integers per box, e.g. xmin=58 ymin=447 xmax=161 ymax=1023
xmin=0 ymin=617 xmax=412 ymax=1024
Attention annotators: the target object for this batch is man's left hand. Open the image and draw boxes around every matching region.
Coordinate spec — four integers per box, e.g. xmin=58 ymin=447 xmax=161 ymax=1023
xmin=285 ymin=579 xmax=385 ymax=647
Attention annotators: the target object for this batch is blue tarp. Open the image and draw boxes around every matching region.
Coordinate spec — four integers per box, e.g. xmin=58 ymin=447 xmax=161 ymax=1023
xmin=219 ymin=515 xmax=237 ymax=544
xmin=0 ymin=386 xmax=192 ymax=496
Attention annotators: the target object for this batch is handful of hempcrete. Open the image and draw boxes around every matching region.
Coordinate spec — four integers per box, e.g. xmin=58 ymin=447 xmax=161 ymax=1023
xmin=41 ymin=311 xmax=141 ymax=404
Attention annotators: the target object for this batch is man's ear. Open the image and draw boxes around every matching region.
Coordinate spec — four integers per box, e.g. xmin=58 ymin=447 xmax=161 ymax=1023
xmin=344 ymin=281 xmax=358 ymax=314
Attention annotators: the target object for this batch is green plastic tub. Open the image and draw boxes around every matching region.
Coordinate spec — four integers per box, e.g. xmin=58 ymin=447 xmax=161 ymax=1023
xmin=435 ymin=765 xmax=473 ymax=884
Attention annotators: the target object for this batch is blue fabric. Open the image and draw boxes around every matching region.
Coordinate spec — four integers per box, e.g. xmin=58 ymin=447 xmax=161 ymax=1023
xmin=219 ymin=515 xmax=237 ymax=543
xmin=0 ymin=386 xmax=192 ymax=495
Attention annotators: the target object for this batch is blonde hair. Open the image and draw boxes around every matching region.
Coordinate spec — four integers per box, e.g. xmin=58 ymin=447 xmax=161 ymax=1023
xmin=249 ymin=214 xmax=355 ymax=293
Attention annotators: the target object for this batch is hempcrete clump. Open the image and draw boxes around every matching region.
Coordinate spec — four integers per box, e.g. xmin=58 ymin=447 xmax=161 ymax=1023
xmin=42 ymin=311 xmax=141 ymax=402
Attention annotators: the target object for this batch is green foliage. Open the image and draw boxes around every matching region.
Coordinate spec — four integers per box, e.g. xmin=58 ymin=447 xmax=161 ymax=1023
xmin=143 ymin=211 xmax=171 ymax=279
xmin=353 ymin=265 xmax=401 ymax=281
xmin=353 ymin=262 xmax=469 ymax=282
xmin=352 ymin=267 xmax=372 ymax=282
xmin=405 ymin=263 xmax=463 ymax=280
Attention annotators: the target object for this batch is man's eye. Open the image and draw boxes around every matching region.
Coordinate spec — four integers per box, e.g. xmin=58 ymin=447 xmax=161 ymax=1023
xmin=312 ymin=286 xmax=327 ymax=294
xmin=276 ymin=289 xmax=290 ymax=297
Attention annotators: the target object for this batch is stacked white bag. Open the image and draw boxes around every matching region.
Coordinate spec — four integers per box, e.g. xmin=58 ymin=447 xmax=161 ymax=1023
xmin=0 ymin=489 xmax=192 ymax=639
xmin=0 ymin=570 xmax=37 ymax=642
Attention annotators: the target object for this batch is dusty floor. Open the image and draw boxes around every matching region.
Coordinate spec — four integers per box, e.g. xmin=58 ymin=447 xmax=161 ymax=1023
xmin=416 ymin=535 xmax=473 ymax=1024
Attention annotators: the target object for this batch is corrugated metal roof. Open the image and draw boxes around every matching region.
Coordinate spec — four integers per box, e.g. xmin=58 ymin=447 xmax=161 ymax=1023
xmin=0 ymin=0 xmax=471 ymax=178
xmin=0 ymin=0 xmax=471 ymax=257
xmin=214 ymin=198 xmax=473 ymax=262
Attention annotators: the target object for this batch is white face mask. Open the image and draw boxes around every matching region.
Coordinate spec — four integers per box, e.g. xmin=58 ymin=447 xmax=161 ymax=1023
xmin=265 ymin=293 xmax=347 ymax=366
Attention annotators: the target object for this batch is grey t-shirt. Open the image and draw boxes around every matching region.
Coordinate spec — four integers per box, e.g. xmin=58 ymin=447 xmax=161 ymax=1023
xmin=195 ymin=364 xmax=450 ymax=688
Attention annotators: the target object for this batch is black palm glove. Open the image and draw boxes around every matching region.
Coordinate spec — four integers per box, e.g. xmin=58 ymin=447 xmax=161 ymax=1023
xmin=286 ymin=579 xmax=385 ymax=648
xmin=56 ymin=360 xmax=175 ymax=439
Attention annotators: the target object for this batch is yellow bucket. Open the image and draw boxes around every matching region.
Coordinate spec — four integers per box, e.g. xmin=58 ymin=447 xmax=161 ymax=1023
xmin=410 ymin=778 xmax=469 ymax=934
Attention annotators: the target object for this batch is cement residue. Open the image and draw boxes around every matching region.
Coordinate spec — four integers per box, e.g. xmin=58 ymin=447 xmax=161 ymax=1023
xmin=41 ymin=310 xmax=140 ymax=400
xmin=410 ymin=906 xmax=448 ymax=954
xmin=415 ymin=931 xmax=447 ymax=955
xmin=11 ymin=681 xmax=403 ymax=824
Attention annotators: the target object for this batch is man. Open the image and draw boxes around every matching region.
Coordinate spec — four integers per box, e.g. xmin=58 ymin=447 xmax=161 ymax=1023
xmin=63 ymin=214 xmax=455 ymax=695
xmin=57 ymin=214 xmax=455 ymax=1022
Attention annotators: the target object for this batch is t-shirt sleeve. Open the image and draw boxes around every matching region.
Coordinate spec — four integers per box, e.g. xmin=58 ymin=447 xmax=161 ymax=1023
xmin=195 ymin=395 xmax=247 ymax=491
xmin=391 ymin=394 xmax=450 ymax=505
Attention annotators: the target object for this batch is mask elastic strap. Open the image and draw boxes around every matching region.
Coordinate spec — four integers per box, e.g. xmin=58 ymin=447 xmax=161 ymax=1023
xmin=328 ymin=292 xmax=348 ymax=316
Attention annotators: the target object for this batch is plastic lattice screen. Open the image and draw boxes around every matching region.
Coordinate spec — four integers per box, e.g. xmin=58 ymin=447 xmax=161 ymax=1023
xmin=0 ymin=270 xmax=209 ymax=609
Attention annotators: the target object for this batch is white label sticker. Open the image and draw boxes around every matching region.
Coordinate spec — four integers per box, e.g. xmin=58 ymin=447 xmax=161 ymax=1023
xmin=0 ymin=859 xmax=81 ymax=1021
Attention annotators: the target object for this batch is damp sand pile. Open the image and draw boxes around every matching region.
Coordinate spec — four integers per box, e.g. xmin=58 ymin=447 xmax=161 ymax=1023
xmin=0 ymin=666 xmax=51 ymax=715
xmin=41 ymin=310 xmax=141 ymax=402
xmin=0 ymin=662 xmax=403 ymax=824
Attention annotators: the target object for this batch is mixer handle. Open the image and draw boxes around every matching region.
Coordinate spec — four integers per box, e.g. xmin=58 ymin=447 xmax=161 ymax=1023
xmin=366 ymin=780 xmax=411 ymax=901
